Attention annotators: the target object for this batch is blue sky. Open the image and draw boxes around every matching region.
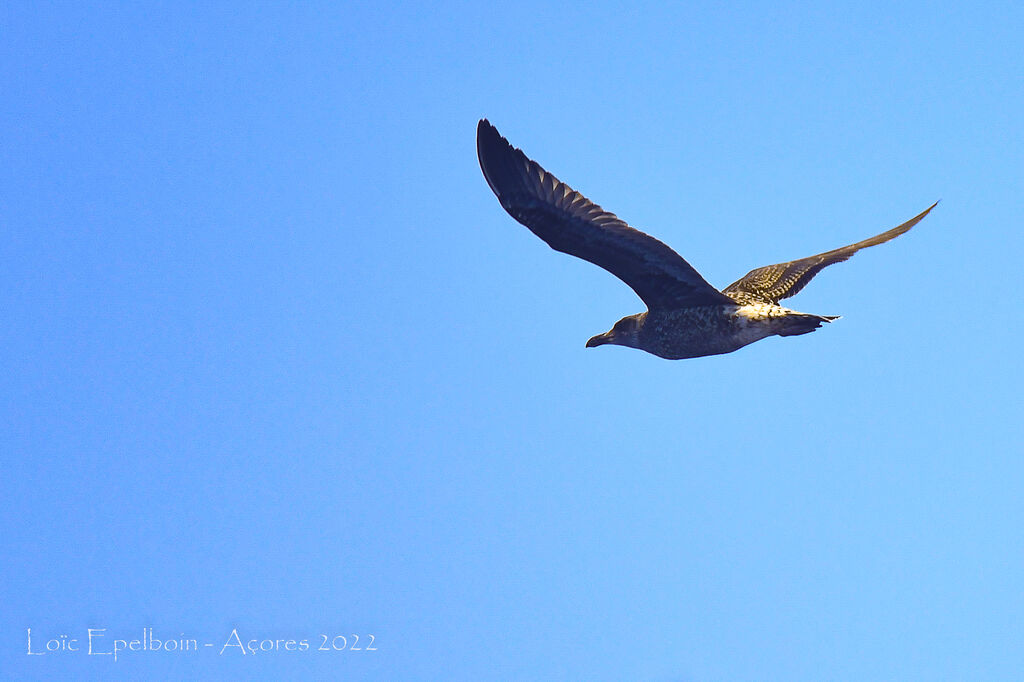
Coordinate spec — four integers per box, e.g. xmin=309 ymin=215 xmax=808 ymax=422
xmin=3 ymin=2 xmax=1022 ymax=680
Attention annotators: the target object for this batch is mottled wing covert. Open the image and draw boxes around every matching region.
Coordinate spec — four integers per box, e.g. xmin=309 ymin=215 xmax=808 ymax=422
xmin=724 ymin=202 xmax=938 ymax=304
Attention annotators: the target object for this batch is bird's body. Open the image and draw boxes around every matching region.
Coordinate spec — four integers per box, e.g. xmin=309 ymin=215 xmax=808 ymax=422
xmin=476 ymin=119 xmax=936 ymax=360
xmin=586 ymin=305 xmax=837 ymax=359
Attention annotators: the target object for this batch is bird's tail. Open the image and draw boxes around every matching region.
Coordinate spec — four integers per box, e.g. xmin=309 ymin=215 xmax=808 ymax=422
xmin=777 ymin=314 xmax=840 ymax=337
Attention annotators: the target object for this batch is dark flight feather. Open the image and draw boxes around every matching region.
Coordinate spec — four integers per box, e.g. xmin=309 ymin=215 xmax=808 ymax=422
xmin=476 ymin=119 xmax=735 ymax=310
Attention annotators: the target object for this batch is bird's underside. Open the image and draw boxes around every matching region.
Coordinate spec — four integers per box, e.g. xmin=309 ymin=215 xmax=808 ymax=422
xmin=476 ymin=119 xmax=937 ymax=359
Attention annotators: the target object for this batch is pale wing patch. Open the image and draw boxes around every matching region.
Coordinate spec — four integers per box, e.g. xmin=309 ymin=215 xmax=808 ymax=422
xmin=735 ymin=303 xmax=794 ymax=322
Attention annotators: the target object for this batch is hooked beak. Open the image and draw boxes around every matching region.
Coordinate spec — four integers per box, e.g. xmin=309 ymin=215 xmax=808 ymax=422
xmin=586 ymin=332 xmax=612 ymax=348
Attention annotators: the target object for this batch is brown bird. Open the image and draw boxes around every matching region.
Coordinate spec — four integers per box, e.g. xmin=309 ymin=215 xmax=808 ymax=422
xmin=477 ymin=119 xmax=936 ymax=359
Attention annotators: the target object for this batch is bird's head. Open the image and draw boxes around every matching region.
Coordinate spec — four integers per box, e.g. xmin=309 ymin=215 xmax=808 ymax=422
xmin=586 ymin=314 xmax=643 ymax=350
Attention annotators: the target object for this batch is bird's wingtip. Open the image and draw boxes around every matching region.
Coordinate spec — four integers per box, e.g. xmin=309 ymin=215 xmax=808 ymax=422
xmin=901 ymin=200 xmax=940 ymax=228
xmin=476 ymin=119 xmax=503 ymax=150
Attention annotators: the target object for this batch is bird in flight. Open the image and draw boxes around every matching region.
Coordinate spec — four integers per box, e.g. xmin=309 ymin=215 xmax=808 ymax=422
xmin=477 ymin=119 xmax=936 ymax=360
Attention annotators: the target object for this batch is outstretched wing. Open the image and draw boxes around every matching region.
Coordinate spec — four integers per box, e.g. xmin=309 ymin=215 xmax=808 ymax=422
xmin=477 ymin=119 xmax=734 ymax=311
xmin=723 ymin=202 xmax=938 ymax=304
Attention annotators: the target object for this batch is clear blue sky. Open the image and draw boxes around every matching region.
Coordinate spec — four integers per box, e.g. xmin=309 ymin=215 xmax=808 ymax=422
xmin=3 ymin=2 xmax=1022 ymax=680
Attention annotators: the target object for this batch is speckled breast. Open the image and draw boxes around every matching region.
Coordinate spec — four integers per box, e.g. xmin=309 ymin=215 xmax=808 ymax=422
xmin=640 ymin=305 xmax=785 ymax=359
